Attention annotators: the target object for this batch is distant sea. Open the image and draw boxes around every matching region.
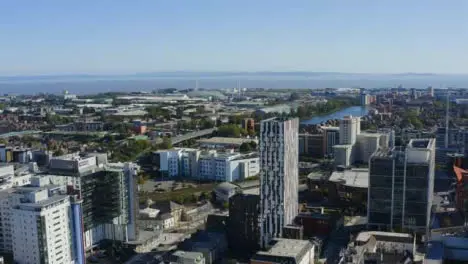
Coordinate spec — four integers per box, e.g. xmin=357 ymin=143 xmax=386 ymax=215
xmin=1 ymin=72 xmax=468 ymax=95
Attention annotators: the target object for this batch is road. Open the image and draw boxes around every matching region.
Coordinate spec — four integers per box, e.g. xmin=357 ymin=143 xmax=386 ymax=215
xmin=324 ymin=227 xmax=350 ymax=264
xmin=154 ymin=128 xmax=216 ymax=145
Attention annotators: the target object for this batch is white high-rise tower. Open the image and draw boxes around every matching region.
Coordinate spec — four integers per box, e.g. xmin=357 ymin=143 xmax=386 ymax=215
xmin=258 ymin=117 xmax=299 ymax=248
xmin=339 ymin=115 xmax=361 ymax=145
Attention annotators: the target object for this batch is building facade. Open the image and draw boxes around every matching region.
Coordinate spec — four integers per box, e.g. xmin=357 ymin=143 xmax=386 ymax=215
xmin=299 ymin=133 xmax=324 ymax=159
xmin=47 ymin=153 xmax=140 ymax=251
xmin=339 ymin=115 xmax=360 ymax=145
xmin=368 ymin=147 xmax=406 ymax=231
xmin=155 ymin=148 xmax=259 ymax=182
xmin=368 ymin=139 xmax=435 ymax=234
xmin=356 ymin=133 xmax=381 ymax=163
xmin=11 ymin=188 xmax=73 ymax=264
xmin=228 ymin=193 xmax=260 ymax=256
xmin=323 ymin=127 xmax=339 ymax=157
xmin=259 ymin=118 xmax=299 ymax=248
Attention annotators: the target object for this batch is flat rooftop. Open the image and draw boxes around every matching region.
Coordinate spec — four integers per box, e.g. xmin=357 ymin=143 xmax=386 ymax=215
xmin=371 ymin=147 xmax=406 ymax=159
xmin=333 ymin=144 xmax=353 ymax=149
xmin=255 ymin=238 xmax=312 ymax=259
xmin=198 ymin=137 xmax=257 ymax=145
xmin=329 ymin=169 xmax=368 ymax=188
xmin=16 ymin=194 xmax=69 ymax=209
xmin=172 ymin=250 xmax=203 ymax=260
xmin=357 ymin=132 xmax=382 ymax=138
xmin=408 ymin=138 xmax=434 ymax=149
xmin=356 ymin=231 xmax=413 ymax=244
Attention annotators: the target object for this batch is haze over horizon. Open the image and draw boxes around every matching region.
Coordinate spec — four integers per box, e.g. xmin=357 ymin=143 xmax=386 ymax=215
xmin=1 ymin=1 xmax=468 ymax=75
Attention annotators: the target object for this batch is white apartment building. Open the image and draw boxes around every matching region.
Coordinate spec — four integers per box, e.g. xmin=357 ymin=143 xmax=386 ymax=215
xmin=156 ymin=148 xmax=193 ymax=178
xmin=11 ymin=188 xmax=72 ymax=264
xmin=339 ymin=115 xmax=360 ymax=145
xmin=0 ymin=166 xmax=35 ymax=254
xmin=198 ymin=152 xmax=259 ymax=182
xmin=156 ymin=148 xmax=259 ymax=182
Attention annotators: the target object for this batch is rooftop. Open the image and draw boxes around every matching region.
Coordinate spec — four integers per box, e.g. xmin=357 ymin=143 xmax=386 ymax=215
xmin=198 ymin=137 xmax=257 ymax=146
xmin=215 ymin=182 xmax=240 ymax=193
xmin=371 ymin=147 xmax=406 ymax=159
xmin=357 ymin=132 xmax=382 ymax=138
xmin=16 ymin=194 xmax=69 ymax=209
xmin=329 ymin=169 xmax=369 ymax=188
xmin=355 ymin=231 xmax=413 ymax=244
xmin=307 ymin=172 xmax=329 ymax=181
xmin=254 ymin=238 xmax=312 ymax=260
xmin=172 ymin=250 xmax=203 ymax=260
xmin=256 ymin=104 xmax=292 ymax=114
xmin=408 ymin=138 xmax=434 ymax=149
xmin=333 ymin=144 xmax=353 ymax=149
xmin=112 ymin=110 xmax=148 ymax=116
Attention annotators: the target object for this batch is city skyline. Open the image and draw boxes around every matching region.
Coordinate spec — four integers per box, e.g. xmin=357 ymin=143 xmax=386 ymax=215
xmin=1 ymin=1 xmax=468 ymax=75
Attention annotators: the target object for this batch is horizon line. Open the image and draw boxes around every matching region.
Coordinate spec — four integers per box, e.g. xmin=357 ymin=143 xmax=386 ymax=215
xmin=1 ymin=71 xmax=468 ymax=78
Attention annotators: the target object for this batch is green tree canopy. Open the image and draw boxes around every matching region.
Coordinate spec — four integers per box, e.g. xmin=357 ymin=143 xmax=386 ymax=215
xmin=217 ymin=124 xmax=243 ymax=137
xmin=159 ymin=136 xmax=173 ymax=149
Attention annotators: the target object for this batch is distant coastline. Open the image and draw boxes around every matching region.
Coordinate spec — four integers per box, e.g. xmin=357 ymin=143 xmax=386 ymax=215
xmin=0 ymin=72 xmax=467 ymax=95
xmin=1 ymin=71 xmax=467 ymax=82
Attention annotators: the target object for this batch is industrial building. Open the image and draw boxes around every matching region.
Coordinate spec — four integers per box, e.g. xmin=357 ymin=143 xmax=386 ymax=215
xmin=258 ymin=117 xmax=299 ymax=248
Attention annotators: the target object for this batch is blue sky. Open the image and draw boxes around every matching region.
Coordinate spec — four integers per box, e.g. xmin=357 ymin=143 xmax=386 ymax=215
xmin=0 ymin=0 xmax=467 ymax=75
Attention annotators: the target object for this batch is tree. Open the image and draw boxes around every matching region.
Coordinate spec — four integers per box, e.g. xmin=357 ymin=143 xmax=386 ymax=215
xmin=239 ymin=142 xmax=252 ymax=153
xmin=240 ymin=141 xmax=257 ymax=153
xmin=248 ymin=141 xmax=257 ymax=149
xmin=217 ymin=124 xmax=242 ymax=137
xmin=146 ymin=106 xmax=171 ymax=120
xmin=159 ymin=137 xmax=172 ymax=149
xmin=199 ymin=118 xmax=215 ymax=129
xmin=54 ymin=149 xmax=64 ymax=156
xmin=137 ymin=175 xmax=147 ymax=184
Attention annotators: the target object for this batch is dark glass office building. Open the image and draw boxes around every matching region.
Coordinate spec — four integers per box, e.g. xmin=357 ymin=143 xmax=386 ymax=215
xmin=368 ymin=139 xmax=435 ymax=234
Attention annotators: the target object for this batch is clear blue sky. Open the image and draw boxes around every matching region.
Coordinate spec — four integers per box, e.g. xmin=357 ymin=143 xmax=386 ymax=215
xmin=1 ymin=0 xmax=467 ymax=75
